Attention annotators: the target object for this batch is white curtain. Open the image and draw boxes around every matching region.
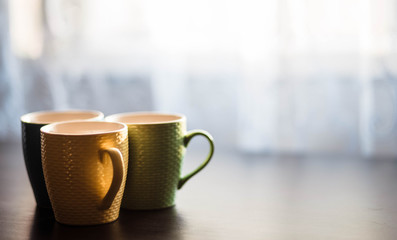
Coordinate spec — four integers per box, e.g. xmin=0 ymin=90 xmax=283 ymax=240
xmin=1 ymin=0 xmax=397 ymax=156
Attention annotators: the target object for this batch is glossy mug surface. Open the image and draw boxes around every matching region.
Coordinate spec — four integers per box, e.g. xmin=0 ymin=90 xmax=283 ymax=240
xmin=41 ymin=121 xmax=128 ymax=225
xmin=105 ymin=112 xmax=214 ymax=210
xmin=21 ymin=110 xmax=104 ymax=208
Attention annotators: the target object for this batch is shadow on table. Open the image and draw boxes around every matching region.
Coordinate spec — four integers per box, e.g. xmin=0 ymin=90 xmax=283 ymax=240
xmin=117 ymin=207 xmax=185 ymax=240
xmin=29 ymin=206 xmax=184 ymax=240
xmin=28 ymin=207 xmax=55 ymax=240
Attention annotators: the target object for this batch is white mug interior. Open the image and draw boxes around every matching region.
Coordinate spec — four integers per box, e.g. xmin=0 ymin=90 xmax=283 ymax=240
xmin=41 ymin=121 xmax=126 ymax=136
xmin=21 ymin=110 xmax=104 ymax=124
xmin=105 ymin=112 xmax=185 ymax=125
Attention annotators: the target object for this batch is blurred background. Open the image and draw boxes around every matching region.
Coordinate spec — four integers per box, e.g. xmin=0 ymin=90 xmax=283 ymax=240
xmin=1 ymin=0 xmax=397 ymax=156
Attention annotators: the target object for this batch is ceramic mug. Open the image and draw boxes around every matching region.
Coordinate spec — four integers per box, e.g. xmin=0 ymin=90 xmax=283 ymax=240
xmin=21 ymin=110 xmax=104 ymax=208
xmin=105 ymin=112 xmax=214 ymax=210
xmin=41 ymin=121 xmax=128 ymax=225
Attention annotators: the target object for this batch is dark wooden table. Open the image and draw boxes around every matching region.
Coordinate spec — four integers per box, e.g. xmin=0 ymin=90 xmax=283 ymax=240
xmin=1 ymin=142 xmax=397 ymax=240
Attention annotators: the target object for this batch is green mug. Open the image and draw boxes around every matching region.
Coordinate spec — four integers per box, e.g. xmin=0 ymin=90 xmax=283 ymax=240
xmin=105 ymin=112 xmax=214 ymax=210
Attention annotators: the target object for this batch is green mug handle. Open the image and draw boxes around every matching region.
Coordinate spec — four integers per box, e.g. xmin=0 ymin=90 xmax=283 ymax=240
xmin=178 ymin=130 xmax=214 ymax=189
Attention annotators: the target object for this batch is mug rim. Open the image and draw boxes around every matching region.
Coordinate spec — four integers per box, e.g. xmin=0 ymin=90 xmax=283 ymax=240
xmin=21 ymin=110 xmax=104 ymax=125
xmin=105 ymin=112 xmax=186 ymax=125
xmin=41 ymin=121 xmax=127 ymax=136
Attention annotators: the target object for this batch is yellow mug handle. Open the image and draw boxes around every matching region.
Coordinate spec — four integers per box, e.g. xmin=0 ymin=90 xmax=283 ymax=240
xmin=98 ymin=148 xmax=125 ymax=210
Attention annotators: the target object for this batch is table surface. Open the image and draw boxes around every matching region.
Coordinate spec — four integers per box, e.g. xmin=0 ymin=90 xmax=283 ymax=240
xmin=1 ymin=142 xmax=397 ymax=240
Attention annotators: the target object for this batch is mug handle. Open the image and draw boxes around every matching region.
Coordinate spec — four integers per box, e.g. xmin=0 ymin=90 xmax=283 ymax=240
xmin=178 ymin=130 xmax=214 ymax=189
xmin=98 ymin=148 xmax=125 ymax=210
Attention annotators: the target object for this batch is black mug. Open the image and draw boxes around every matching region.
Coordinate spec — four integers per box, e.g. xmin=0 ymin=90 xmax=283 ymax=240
xmin=21 ymin=110 xmax=104 ymax=208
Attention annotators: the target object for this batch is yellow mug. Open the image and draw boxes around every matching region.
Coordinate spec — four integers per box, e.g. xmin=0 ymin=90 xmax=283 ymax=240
xmin=41 ymin=121 xmax=128 ymax=225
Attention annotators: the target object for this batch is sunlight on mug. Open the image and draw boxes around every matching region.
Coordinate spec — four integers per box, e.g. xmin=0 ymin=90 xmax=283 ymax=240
xmin=41 ymin=121 xmax=128 ymax=225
